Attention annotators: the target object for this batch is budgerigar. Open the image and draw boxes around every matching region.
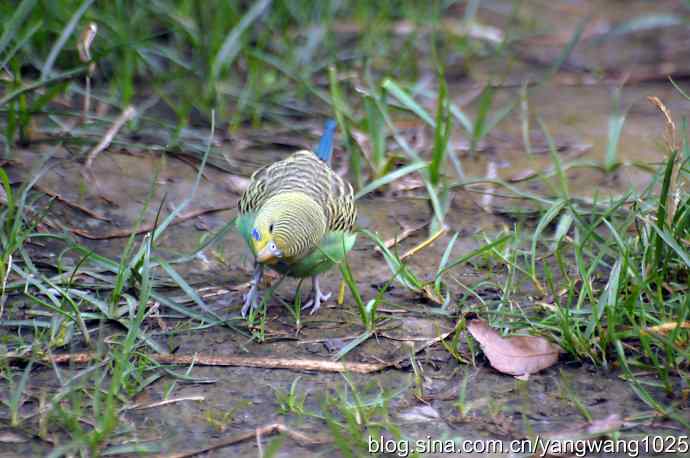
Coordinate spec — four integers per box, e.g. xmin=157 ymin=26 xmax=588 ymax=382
xmin=236 ymin=120 xmax=357 ymax=317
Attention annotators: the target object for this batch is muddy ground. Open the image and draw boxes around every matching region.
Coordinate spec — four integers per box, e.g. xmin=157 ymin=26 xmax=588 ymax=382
xmin=2 ymin=0 xmax=690 ymax=456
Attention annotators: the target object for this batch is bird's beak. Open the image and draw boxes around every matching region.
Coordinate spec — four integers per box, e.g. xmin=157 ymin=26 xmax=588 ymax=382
xmin=256 ymin=246 xmax=277 ymax=264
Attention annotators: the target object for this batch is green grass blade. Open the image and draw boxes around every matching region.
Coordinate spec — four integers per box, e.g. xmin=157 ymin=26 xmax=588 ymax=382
xmin=0 ymin=66 xmax=86 ymax=107
xmin=8 ymin=360 xmax=33 ymax=426
xmin=209 ymin=0 xmax=272 ymax=84
xmin=41 ymin=0 xmax=95 ymax=79
xmin=0 ymin=0 xmax=37 ymax=58
xmin=329 ymin=65 xmax=361 ymax=189
xmin=606 ymin=14 xmax=685 ymax=37
xmin=364 ymin=94 xmax=386 ymax=172
xmin=449 ymin=103 xmax=472 ymax=134
xmin=470 ymin=85 xmax=494 ymax=154
xmin=520 ymin=81 xmax=532 ymax=155
xmin=0 ymin=19 xmax=42 ymax=70
xmin=429 ymin=76 xmax=451 ymax=187
xmin=482 ymin=101 xmax=514 ymax=142
xmin=605 ymin=106 xmax=626 ymax=172
xmin=545 ymin=16 xmax=587 ymax=80
xmin=157 ymin=257 xmax=225 ymax=322
xmin=355 ymin=161 xmax=427 ymax=200
xmin=615 ymin=340 xmax=690 ymax=429
xmin=539 ymin=118 xmax=570 ymax=199
xmin=649 ymin=221 xmax=690 ymax=267
xmin=436 ymin=232 xmax=512 ymax=278
xmin=382 ymin=78 xmax=434 ymax=126
xmin=152 ymin=113 xmax=213 ymax=241
xmin=435 ymin=231 xmax=459 ymax=292
xmin=333 ymin=330 xmax=373 ymax=361
xmin=669 ymin=76 xmax=690 ymax=101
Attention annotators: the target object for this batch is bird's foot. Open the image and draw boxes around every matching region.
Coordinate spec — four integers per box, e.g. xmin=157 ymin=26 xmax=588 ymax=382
xmin=241 ymin=285 xmax=262 ymax=318
xmin=302 ymin=280 xmax=331 ymax=315
xmin=241 ymin=264 xmax=264 ymax=318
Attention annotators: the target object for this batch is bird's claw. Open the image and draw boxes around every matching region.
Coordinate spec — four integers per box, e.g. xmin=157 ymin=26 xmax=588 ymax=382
xmin=241 ymin=286 xmax=261 ymax=318
xmin=303 ymin=289 xmax=331 ymax=315
xmin=241 ymin=264 xmax=264 ymax=318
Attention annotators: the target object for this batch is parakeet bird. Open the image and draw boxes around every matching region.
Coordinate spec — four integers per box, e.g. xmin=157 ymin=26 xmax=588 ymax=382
xmin=236 ymin=120 xmax=357 ymax=317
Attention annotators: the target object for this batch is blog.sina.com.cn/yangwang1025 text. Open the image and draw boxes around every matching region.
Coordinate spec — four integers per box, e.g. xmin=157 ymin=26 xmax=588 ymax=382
xmin=367 ymin=434 xmax=689 ymax=457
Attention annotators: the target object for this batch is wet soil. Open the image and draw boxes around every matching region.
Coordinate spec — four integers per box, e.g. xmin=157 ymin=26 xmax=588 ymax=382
xmin=3 ymin=0 xmax=690 ymax=455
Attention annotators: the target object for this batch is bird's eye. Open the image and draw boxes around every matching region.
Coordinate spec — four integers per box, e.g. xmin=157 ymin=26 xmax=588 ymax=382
xmin=269 ymin=223 xmax=274 ymax=233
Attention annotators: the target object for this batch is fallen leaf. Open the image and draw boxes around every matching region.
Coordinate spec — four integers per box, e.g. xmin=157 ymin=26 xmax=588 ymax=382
xmin=641 ymin=321 xmax=690 ymax=335
xmin=390 ymin=173 xmax=424 ymax=193
xmin=466 ymin=316 xmax=561 ymax=376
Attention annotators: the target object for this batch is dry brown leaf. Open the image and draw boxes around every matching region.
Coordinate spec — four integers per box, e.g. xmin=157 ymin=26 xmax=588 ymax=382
xmin=642 ymin=321 xmax=690 ymax=335
xmin=390 ymin=173 xmax=424 ymax=193
xmin=466 ymin=316 xmax=561 ymax=376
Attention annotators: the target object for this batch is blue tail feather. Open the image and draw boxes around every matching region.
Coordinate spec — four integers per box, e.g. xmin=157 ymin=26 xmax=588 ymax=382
xmin=315 ymin=119 xmax=337 ymax=164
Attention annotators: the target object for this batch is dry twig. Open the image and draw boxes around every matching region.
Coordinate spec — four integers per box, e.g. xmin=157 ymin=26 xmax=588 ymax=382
xmin=156 ymin=423 xmax=330 ymax=458
xmin=83 ymin=106 xmax=137 ymax=174
xmin=400 ymin=224 xmax=448 ymax=261
xmin=125 ymin=396 xmax=205 ymax=411
xmin=35 ymin=184 xmax=111 ymax=221
xmin=6 ymin=352 xmax=388 ymax=374
xmin=7 ymin=327 xmax=457 ymax=374
xmin=377 ymin=221 xmax=428 ymax=254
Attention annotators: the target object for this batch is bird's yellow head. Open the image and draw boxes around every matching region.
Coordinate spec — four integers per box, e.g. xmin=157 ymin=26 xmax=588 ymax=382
xmin=251 ymin=192 xmax=327 ymax=265
xmin=250 ymin=214 xmax=284 ymax=265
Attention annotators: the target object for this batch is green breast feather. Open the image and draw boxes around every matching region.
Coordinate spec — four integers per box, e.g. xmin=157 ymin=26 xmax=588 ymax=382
xmin=236 ymin=212 xmax=259 ymax=256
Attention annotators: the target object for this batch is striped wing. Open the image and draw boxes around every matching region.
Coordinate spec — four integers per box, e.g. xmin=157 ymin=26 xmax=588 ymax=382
xmin=238 ymin=150 xmax=356 ymax=232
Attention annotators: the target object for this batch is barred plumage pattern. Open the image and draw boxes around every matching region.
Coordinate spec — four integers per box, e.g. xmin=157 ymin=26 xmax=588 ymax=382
xmin=238 ymin=150 xmax=357 ymax=232
xmin=259 ymin=192 xmax=326 ymax=260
